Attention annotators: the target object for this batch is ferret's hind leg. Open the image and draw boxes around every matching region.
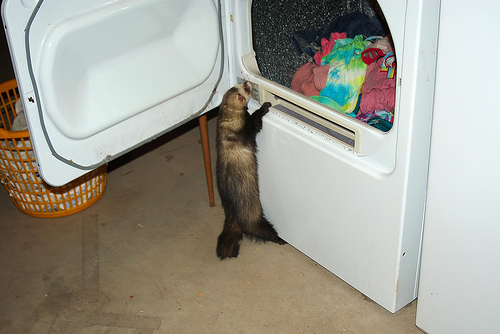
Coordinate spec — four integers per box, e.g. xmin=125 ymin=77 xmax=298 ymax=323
xmin=217 ymin=218 xmax=244 ymax=260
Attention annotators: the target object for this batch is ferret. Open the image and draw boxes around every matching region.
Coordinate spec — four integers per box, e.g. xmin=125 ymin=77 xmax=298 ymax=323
xmin=215 ymin=81 xmax=286 ymax=260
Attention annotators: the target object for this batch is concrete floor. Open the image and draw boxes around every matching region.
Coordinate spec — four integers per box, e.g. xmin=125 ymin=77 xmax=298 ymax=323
xmin=0 ymin=113 xmax=424 ymax=333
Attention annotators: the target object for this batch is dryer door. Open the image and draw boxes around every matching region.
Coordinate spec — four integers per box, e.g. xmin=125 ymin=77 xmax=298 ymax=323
xmin=2 ymin=0 xmax=227 ymax=185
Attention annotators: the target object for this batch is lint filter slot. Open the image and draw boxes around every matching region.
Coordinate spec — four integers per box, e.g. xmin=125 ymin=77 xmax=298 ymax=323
xmin=271 ymin=98 xmax=356 ymax=150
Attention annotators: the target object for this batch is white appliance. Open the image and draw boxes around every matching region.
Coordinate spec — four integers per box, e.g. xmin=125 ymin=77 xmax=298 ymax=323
xmin=416 ymin=0 xmax=500 ymax=332
xmin=2 ymin=0 xmax=439 ymax=313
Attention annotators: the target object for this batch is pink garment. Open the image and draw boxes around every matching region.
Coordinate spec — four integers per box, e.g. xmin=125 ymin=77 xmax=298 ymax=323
xmin=359 ymin=57 xmax=396 ymax=114
xmin=313 ymin=32 xmax=347 ymax=65
xmin=370 ymin=36 xmax=393 ymax=54
xmin=291 ymin=62 xmax=330 ymax=97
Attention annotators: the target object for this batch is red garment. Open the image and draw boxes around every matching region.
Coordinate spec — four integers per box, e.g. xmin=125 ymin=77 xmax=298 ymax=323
xmin=359 ymin=57 xmax=396 ymax=114
xmin=291 ymin=62 xmax=329 ymax=97
xmin=313 ymin=32 xmax=347 ymax=65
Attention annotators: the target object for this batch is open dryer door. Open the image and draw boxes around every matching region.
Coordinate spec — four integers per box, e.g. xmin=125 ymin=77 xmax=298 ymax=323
xmin=2 ymin=0 xmax=228 ymax=186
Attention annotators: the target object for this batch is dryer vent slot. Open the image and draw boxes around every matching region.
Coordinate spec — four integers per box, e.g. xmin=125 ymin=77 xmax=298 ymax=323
xmin=271 ymin=100 xmax=356 ymax=149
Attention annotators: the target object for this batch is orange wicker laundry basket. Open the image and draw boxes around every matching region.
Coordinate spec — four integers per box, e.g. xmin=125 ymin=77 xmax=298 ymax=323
xmin=0 ymin=79 xmax=107 ymax=218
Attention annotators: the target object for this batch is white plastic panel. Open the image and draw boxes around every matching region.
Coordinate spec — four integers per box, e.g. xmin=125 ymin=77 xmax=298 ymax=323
xmin=39 ymin=0 xmax=219 ymax=139
xmin=234 ymin=0 xmax=440 ymax=312
xmin=417 ymin=0 xmax=500 ymax=332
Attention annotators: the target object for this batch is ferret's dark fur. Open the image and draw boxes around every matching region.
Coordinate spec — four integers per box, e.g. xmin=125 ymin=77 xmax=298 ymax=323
xmin=215 ymin=81 xmax=285 ymax=260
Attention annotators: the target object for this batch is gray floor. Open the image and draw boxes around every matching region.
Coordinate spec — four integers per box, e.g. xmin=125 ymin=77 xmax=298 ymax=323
xmin=0 ymin=114 xmax=423 ymax=333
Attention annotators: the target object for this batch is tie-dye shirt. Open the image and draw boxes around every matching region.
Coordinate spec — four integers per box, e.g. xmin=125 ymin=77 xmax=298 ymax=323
xmin=311 ymin=35 xmax=369 ymax=113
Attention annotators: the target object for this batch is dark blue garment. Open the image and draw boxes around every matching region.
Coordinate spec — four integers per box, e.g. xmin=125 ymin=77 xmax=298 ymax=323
xmin=367 ymin=116 xmax=393 ymax=132
xmin=292 ymin=12 xmax=388 ymax=61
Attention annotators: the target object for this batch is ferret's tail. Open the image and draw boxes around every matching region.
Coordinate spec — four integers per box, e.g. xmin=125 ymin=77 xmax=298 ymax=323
xmin=244 ymin=217 xmax=287 ymax=245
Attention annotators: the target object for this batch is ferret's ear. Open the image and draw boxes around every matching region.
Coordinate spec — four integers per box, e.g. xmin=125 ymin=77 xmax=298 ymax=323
xmin=237 ymin=94 xmax=245 ymax=103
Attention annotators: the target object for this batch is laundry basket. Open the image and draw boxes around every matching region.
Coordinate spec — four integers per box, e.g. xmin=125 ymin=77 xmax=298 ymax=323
xmin=0 ymin=79 xmax=107 ymax=218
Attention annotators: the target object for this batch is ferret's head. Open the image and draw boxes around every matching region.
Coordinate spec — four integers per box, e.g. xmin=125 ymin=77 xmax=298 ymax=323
xmin=221 ymin=81 xmax=252 ymax=110
xmin=235 ymin=81 xmax=252 ymax=104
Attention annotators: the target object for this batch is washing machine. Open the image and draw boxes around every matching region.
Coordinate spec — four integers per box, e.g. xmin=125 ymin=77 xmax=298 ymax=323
xmin=2 ymin=0 xmax=440 ymax=312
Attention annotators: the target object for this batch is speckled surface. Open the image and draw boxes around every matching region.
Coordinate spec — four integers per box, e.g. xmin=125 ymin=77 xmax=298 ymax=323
xmin=251 ymin=0 xmax=381 ymax=87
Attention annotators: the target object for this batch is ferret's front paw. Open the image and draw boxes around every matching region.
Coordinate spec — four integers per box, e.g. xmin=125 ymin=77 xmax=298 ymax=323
xmin=261 ymin=102 xmax=272 ymax=115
